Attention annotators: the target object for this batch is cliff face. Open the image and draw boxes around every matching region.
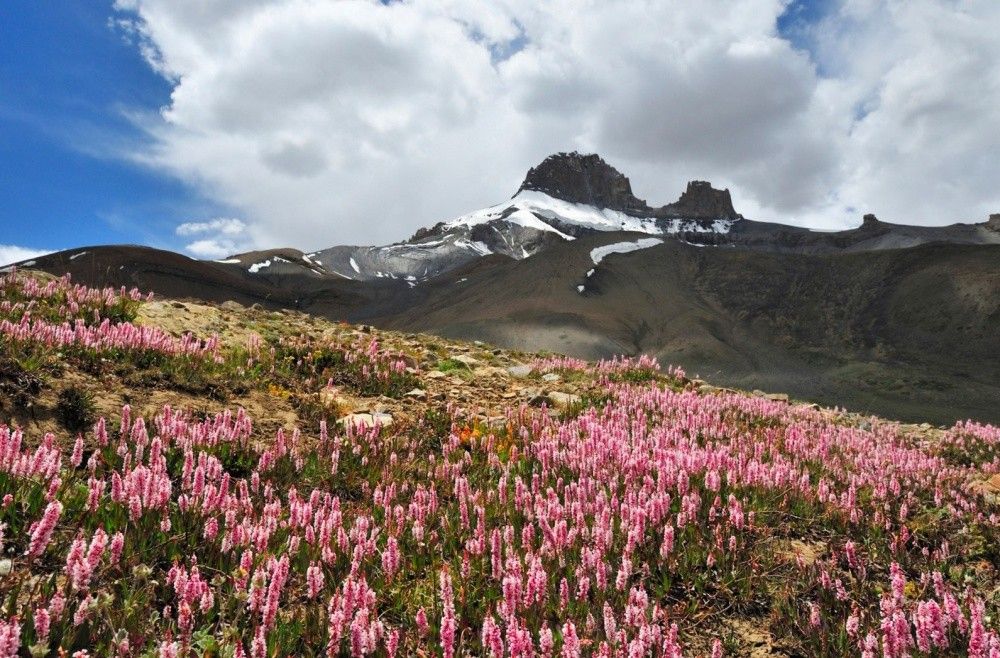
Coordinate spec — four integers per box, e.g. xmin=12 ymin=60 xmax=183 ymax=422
xmin=516 ymin=152 xmax=647 ymax=213
xmin=664 ymin=180 xmax=740 ymax=221
xmin=517 ymin=152 xmax=741 ymax=220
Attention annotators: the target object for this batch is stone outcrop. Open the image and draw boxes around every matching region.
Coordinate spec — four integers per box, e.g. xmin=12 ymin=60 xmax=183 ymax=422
xmin=517 ymin=152 xmax=647 ymax=213
xmin=666 ymin=180 xmax=739 ymax=221
xmin=517 ymin=152 xmax=741 ymax=220
xmin=987 ymin=213 xmax=1000 ymax=232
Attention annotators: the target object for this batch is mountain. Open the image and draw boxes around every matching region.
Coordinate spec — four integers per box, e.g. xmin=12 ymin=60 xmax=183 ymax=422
xmin=235 ymin=151 xmax=997 ymax=283
xmin=9 ymin=152 xmax=1000 ymax=424
xmin=295 ymin=152 xmax=745 ymax=283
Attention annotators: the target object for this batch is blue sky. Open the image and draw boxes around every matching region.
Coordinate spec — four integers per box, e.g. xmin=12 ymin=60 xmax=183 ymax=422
xmin=0 ymin=1 xmax=224 ymax=256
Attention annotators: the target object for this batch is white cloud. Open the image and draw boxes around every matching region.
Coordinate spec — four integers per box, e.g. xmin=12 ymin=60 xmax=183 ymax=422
xmin=176 ymin=217 xmax=247 ymax=237
xmin=175 ymin=217 xmax=250 ymax=258
xmin=115 ymin=0 xmax=1000 ymax=247
xmin=182 ymin=238 xmax=242 ymax=259
xmin=0 ymin=245 xmax=52 ymax=267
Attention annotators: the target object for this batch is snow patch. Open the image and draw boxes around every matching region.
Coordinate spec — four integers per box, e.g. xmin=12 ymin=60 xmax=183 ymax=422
xmin=69 ymin=251 xmax=88 ymax=261
xmin=454 ymin=238 xmax=492 ymax=256
xmin=248 ymin=260 xmax=271 ymax=273
xmin=576 ymin=285 xmax=585 ymax=293
xmin=446 ymin=196 xmax=575 ymax=241
xmin=215 ymin=258 xmax=240 ymax=264
xmin=441 ymin=190 xmax=737 ymax=241
xmin=22 ymin=260 xmax=35 ymax=267
xmin=590 ymin=238 xmax=664 ymax=265
xmin=349 ymin=257 xmax=361 ymax=273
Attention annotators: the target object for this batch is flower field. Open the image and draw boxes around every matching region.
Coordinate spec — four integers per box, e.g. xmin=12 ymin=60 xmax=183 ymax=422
xmin=0 ymin=270 xmax=998 ymax=656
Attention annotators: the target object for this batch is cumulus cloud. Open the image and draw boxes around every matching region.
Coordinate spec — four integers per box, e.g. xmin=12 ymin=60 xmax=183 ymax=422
xmin=115 ymin=0 xmax=1000 ymax=247
xmin=0 ymin=245 xmax=52 ymax=267
xmin=174 ymin=217 xmax=251 ymax=258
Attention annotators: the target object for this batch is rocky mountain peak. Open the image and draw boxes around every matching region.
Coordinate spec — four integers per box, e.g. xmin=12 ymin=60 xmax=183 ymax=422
xmin=862 ymin=213 xmax=880 ymax=228
xmin=987 ymin=213 xmax=1000 ymax=232
xmin=517 ymin=152 xmax=741 ymax=220
xmin=516 ymin=152 xmax=646 ymax=213
xmin=669 ymin=180 xmax=739 ymax=221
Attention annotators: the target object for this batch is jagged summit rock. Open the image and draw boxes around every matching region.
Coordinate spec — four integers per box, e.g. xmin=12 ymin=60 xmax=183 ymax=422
xmin=516 ymin=152 xmax=646 ymax=213
xmin=987 ymin=213 xmax=1000 ymax=232
xmin=517 ymin=151 xmax=741 ymax=220
xmin=670 ymin=181 xmax=740 ymax=221
xmin=862 ymin=213 xmax=881 ymax=228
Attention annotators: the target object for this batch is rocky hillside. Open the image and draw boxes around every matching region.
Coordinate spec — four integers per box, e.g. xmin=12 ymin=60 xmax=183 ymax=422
xmin=1 ymin=270 xmax=999 ymax=656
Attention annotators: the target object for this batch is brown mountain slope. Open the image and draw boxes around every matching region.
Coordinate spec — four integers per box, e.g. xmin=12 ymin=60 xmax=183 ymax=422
xmin=19 ymin=238 xmax=1000 ymax=425
xmin=373 ymin=237 xmax=1000 ymax=425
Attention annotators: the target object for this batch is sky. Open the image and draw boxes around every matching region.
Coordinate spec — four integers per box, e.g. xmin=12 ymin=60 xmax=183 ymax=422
xmin=2 ymin=0 xmax=999 ymax=263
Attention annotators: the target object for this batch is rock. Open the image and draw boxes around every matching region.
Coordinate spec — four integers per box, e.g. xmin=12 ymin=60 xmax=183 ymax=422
xmin=518 ymin=152 xmax=645 ymax=213
xmin=337 ymin=413 xmax=392 ymax=429
xmin=0 ymin=558 xmax=11 ymax=576
xmin=860 ymin=213 xmax=883 ymax=229
xmin=669 ymin=180 xmax=740 ymax=221
xmin=517 ymin=152 xmax=741 ymax=221
xmin=765 ymin=393 xmax=789 ymax=403
xmin=524 ymin=388 xmax=548 ymax=407
xmin=451 ymin=354 xmax=480 ymax=367
xmin=547 ymin=391 xmax=581 ymax=408
xmin=319 ymin=387 xmax=347 ymax=410
xmin=987 ymin=213 xmax=1000 ymax=232
xmin=221 ymin=300 xmax=244 ymax=311
xmin=404 ymin=388 xmax=426 ymax=400
xmin=541 ymin=373 xmax=561 ymax=383
xmin=969 ymin=474 xmax=1000 ymax=503
xmin=426 ymin=370 xmax=448 ymax=380
xmin=507 ymin=364 xmax=533 ymax=378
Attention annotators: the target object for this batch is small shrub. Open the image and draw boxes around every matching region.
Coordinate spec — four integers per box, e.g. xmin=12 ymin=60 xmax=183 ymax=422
xmin=56 ymin=385 xmax=95 ymax=433
xmin=436 ymin=358 xmax=465 ymax=372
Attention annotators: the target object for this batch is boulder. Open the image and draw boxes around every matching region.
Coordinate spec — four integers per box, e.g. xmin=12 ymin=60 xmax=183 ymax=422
xmin=337 ymin=412 xmax=393 ymax=430
xmin=548 ymin=391 xmax=582 ymax=408
xmin=507 ymin=364 xmax=533 ymax=378
xmin=451 ymin=354 xmax=481 ymax=367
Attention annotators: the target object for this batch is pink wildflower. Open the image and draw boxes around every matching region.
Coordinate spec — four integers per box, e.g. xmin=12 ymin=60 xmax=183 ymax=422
xmin=26 ymin=500 xmax=62 ymax=558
